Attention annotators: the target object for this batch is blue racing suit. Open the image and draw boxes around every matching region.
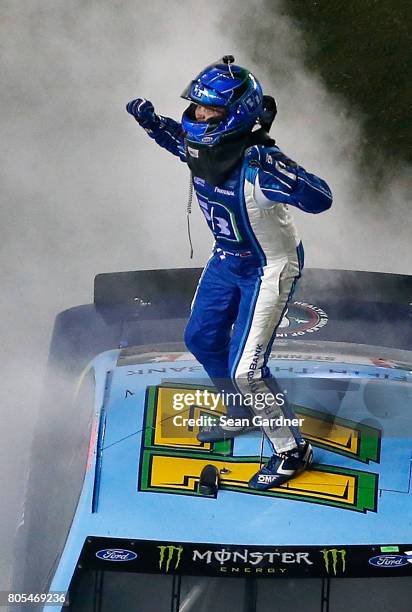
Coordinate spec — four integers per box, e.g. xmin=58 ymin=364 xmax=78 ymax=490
xmin=133 ymin=111 xmax=332 ymax=453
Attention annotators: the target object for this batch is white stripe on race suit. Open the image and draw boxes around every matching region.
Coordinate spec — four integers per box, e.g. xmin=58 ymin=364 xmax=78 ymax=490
xmin=232 ymin=260 xmax=298 ymax=454
xmin=248 ymin=176 xmax=301 ymax=260
xmin=275 ymin=160 xmax=297 ymax=181
xmin=232 ymin=177 xmax=304 ymax=453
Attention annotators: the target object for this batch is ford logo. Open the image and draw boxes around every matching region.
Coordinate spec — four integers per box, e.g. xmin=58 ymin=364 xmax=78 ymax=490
xmin=96 ymin=548 xmax=137 ymax=562
xmin=368 ymin=555 xmax=408 ymax=568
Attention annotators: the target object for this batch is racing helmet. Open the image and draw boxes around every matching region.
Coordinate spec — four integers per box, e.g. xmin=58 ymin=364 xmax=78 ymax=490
xmin=181 ymin=56 xmax=264 ymax=147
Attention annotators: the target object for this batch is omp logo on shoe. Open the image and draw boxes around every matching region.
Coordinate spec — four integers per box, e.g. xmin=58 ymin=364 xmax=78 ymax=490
xmin=257 ymin=475 xmax=276 ymax=483
xmin=158 ymin=545 xmax=183 ymax=572
xmin=321 ymin=549 xmax=346 ymax=575
xmin=276 ymin=302 xmax=328 ymax=338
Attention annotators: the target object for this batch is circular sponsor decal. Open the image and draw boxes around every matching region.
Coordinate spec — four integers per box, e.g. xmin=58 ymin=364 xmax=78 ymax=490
xmin=276 ymin=302 xmax=328 ymax=338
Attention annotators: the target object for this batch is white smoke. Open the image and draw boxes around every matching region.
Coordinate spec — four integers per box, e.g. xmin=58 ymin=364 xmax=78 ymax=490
xmin=215 ymin=0 xmax=411 ymax=272
xmin=0 ymin=0 xmax=410 ymax=589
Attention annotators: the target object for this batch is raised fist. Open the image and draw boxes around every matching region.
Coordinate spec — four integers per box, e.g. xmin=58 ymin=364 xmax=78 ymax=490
xmin=126 ymin=98 xmax=157 ymax=127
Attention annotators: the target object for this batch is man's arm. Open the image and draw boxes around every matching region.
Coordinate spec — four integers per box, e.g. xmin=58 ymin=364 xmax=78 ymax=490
xmin=248 ymin=146 xmax=332 ymax=213
xmin=126 ymin=98 xmax=186 ymax=162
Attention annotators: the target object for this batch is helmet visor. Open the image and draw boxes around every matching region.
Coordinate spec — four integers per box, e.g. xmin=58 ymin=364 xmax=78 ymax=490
xmin=181 ymin=80 xmax=227 ymax=107
xmin=181 ymin=81 xmax=194 ymax=101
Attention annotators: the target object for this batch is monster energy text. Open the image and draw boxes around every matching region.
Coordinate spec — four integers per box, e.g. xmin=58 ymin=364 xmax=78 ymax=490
xmin=193 ymin=548 xmax=313 ymax=573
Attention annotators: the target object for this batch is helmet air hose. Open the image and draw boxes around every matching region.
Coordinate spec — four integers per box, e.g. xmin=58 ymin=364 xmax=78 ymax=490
xmin=222 ymin=54 xmax=235 ymax=79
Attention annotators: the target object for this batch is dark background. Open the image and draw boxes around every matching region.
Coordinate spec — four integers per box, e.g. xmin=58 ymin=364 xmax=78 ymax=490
xmin=285 ymin=0 xmax=411 ymax=168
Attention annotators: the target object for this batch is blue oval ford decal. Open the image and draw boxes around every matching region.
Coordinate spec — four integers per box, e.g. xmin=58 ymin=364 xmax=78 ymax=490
xmin=368 ymin=555 xmax=408 ymax=568
xmin=96 ymin=548 xmax=137 ymax=562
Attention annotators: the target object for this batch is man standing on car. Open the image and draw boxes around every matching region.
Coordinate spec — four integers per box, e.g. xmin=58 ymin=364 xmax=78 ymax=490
xmin=126 ymin=56 xmax=332 ymax=490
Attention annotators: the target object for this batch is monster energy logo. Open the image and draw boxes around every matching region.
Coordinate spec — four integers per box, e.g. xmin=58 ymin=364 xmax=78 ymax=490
xmin=158 ymin=545 xmax=183 ymax=572
xmin=321 ymin=549 xmax=346 ymax=575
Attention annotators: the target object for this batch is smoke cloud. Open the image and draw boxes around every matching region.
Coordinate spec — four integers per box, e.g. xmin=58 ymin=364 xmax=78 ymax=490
xmin=219 ymin=0 xmax=411 ymax=273
xmin=0 ymin=0 xmax=409 ymax=588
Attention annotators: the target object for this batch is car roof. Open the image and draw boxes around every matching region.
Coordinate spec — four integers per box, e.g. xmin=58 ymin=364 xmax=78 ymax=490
xmin=78 ymin=345 xmax=412 ymax=547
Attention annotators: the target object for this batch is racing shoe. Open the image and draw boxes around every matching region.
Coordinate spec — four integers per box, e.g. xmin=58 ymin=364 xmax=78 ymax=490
xmin=248 ymin=441 xmax=313 ymax=490
xmin=197 ymin=418 xmax=259 ymax=443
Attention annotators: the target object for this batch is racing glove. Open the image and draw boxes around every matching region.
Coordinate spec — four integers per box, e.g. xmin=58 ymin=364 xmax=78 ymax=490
xmin=126 ymin=98 xmax=159 ymax=129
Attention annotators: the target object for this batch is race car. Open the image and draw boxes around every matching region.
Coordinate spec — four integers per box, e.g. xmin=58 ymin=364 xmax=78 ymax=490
xmin=13 ymin=268 xmax=412 ymax=611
